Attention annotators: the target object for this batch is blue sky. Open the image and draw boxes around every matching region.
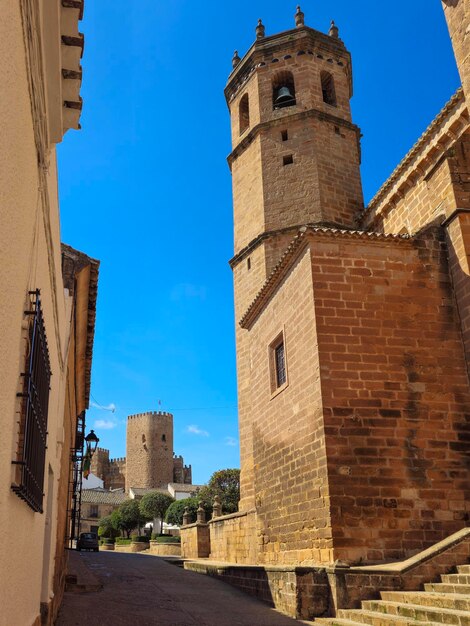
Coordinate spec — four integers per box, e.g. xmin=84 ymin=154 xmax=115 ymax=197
xmin=58 ymin=2 xmax=460 ymax=485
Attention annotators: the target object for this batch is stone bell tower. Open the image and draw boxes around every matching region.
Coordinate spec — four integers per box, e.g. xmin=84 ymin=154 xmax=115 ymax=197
xmin=227 ymin=7 xmax=364 ymax=319
xmin=227 ymin=8 xmax=364 ymax=511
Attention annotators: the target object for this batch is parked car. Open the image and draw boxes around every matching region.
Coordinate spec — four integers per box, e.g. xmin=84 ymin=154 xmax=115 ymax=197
xmin=77 ymin=532 xmax=99 ymax=552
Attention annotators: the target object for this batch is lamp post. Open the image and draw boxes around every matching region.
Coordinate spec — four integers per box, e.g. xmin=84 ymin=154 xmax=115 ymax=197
xmin=69 ymin=423 xmax=100 ymax=548
xmin=84 ymin=429 xmax=100 ymax=457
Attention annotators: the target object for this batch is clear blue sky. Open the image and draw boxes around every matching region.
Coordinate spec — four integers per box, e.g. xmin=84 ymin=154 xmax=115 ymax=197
xmin=58 ymin=1 xmax=460 ymax=485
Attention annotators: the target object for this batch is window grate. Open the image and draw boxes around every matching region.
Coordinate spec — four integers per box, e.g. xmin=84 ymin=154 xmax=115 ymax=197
xmin=12 ymin=290 xmax=51 ymax=513
xmin=275 ymin=342 xmax=286 ymax=387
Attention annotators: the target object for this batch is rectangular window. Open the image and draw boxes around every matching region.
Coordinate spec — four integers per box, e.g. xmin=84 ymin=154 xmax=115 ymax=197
xmin=269 ymin=331 xmax=288 ymax=396
xmin=12 ymin=290 xmax=51 ymax=513
xmin=281 ymin=130 xmax=288 ymax=141
xmin=275 ymin=342 xmax=286 ymax=387
xmin=283 ymin=154 xmax=293 ymax=166
xmin=90 ymin=505 xmax=99 ymax=518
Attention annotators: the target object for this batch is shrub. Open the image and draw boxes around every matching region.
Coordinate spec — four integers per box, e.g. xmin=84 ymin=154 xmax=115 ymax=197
xmin=155 ymin=535 xmax=180 ymax=544
xmin=165 ymin=497 xmax=212 ymax=526
xmin=115 ymin=537 xmax=132 ymax=545
xmin=131 ymin=535 xmax=149 ymax=543
xmin=99 ymin=537 xmax=115 ymax=545
xmin=139 ymin=492 xmax=174 ymax=534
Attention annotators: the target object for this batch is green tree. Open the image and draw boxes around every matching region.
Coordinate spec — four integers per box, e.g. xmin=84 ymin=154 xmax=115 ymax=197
xmin=165 ymin=497 xmax=212 ymax=526
xmin=98 ymin=515 xmax=120 ymax=539
xmin=198 ymin=468 xmax=240 ymax=514
xmin=139 ymin=492 xmax=174 ymax=535
xmin=112 ymin=500 xmax=149 ymax=537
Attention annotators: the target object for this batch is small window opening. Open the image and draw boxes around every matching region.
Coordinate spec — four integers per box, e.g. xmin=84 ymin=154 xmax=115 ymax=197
xmin=161 ymin=434 xmax=166 ymax=442
xmin=239 ymin=93 xmax=250 ymax=135
xmin=275 ymin=342 xmax=287 ymax=387
xmin=334 ymin=126 xmax=340 ymax=135
xmin=273 ymin=71 xmax=296 ymax=109
xmin=281 ymin=130 xmax=288 ymax=141
xmin=321 ymin=71 xmax=337 ymax=106
xmin=269 ymin=332 xmax=288 ymax=395
xmin=283 ymin=154 xmax=293 ymax=166
xmin=247 ymin=257 xmax=251 ymax=270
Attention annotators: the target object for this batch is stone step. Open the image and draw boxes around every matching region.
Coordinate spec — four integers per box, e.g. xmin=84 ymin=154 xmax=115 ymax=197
xmin=441 ymin=573 xmax=470 ymax=585
xmin=380 ymin=591 xmax=470 ymax=612
xmin=335 ymin=608 xmax=442 ymax=626
xmin=425 ymin=582 xmax=470 ymax=595
xmin=314 ymin=617 xmax=370 ymax=626
xmin=457 ymin=565 xmax=470 ymax=574
xmin=359 ymin=600 xmax=470 ymax=625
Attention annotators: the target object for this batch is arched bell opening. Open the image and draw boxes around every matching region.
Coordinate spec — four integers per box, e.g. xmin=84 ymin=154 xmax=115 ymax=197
xmin=272 ymin=71 xmax=296 ymax=110
xmin=321 ymin=71 xmax=337 ymax=107
xmin=239 ymin=93 xmax=250 ymax=135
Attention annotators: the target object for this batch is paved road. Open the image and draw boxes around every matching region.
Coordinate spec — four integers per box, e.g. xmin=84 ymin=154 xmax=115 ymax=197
xmin=56 ymin=552 xmax=312 ymax=626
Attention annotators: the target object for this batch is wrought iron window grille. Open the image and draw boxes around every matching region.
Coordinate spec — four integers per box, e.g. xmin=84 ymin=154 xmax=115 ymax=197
xmin=12 ymin=290 xmax=51 ymax=513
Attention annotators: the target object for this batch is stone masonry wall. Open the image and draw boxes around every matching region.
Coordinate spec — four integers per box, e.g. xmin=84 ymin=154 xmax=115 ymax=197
xmin=180 ymin=523 xmax=210 ymax=559
xmin=244 ymin=249 xmax=333 ymax=565
xmin=107 ymin=458 xmax=126 ymax=490
xmin=209 ymin=510 xmax=258 ymax=564
xmin=442 ymin=0 xmax=470 ymax=109
xmin=125 ymin=412 xmax=174 ymax=491
xmin=310 ymin=228 xmax=470 ymax=563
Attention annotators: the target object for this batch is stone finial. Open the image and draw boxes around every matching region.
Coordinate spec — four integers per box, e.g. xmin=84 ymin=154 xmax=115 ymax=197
xmin=232 ymin=50 xmax=241 ymax=69
xmin=256 ymin=19 xmax=265 ymax=39
xmin=212 ymin=495 xmax=222 ymax=518
xmin=182 ymin=507 xmax=190 ymax=526
xmin=196 ymin=501 xmax=206 ymax=523
xmin=329 ymin=20 xmax=339 ymax=39
xmin=295 ymin=5 xmax=305 ymax=28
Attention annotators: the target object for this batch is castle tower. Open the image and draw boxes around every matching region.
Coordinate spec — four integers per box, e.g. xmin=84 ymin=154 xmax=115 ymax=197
xmin=228 ymin=11 xmax=364 ymax=510
xmin=125 ymin=411 xmax=174 ymax=492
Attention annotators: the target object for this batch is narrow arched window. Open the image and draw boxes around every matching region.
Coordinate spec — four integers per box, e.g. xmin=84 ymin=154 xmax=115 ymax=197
xmin=272 ymin=71 xmax=296 ymax=110
xmin=321 ymin=71 xmax=337 ymax=106
xmin=239 ymin=93 xmax=250 ymax=135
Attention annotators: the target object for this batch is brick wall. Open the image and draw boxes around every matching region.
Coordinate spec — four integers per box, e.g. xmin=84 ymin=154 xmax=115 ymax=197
xmin=309 ymin=228 xmax=470 ymax=563
xmin=209 ymin=510 xmax=258 ymax=563
xmin=242 ymin=249 xmax=334 ymax=564
xmin=180 ymin=523 xmax=210 ymax=559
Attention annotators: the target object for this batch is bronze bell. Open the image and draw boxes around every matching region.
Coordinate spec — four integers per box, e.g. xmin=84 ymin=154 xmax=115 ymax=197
xmin=275 ymin=86 xmax=295 ymax=107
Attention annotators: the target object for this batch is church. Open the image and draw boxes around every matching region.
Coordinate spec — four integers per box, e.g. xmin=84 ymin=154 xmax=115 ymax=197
xmin=181 ymin=2 xmax=470 ymax=620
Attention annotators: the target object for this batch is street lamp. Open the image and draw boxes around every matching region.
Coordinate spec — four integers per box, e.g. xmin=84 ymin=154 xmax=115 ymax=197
xmin=84 ymin=429 xmax=100 ymax=457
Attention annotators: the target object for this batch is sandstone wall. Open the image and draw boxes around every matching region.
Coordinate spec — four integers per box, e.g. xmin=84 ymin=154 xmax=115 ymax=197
xmin=126 ymin=412 xmax=174 ymax=491
xmin=243 ymin=249 xmax=333 ymax=565
xmin=209 ymin=510 xmax=258 ymax=564
xmin=309 ymin=228 xmax=470 ymax=563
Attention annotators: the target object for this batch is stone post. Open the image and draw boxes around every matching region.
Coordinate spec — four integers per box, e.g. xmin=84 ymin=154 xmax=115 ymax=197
xmin=212 ymin=495 xmax=222 ymax=518
xmin=182 ymin=507 xmax=190 ymax=526
xmin=197 ymin=501 xmax=206 ymax=523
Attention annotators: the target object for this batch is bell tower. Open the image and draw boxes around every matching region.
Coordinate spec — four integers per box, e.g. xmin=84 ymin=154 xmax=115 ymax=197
xmin=227 ymin=7 xmax=364 ymax=319
xmin=227 ymin=8 xmax=364 ymax=512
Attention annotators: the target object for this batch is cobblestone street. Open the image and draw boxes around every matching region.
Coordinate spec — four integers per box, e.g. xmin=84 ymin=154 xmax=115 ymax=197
xmin=56 ymin=552 xmax=311 ymax=626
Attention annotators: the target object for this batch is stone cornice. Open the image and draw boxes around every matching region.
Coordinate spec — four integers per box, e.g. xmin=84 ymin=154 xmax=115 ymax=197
xmin=361 ymin=88 xmax=468 ymax=227
xmin=227 ymin=108 xmax=361 ymax=169
xmin=225 ymin=26 xmax=351 ymax=105
xmin=239 ymin=226 xmax=412 ymax=330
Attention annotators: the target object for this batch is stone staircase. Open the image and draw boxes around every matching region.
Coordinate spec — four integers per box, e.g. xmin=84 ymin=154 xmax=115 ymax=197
xmin=314 ymin=564 xmax=470 ymax=626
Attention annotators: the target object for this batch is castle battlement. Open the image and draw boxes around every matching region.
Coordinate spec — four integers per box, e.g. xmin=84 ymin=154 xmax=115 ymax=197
xmin=127 ymin=411 xmax=173 ymax=419
xmin=110 ymin=457 xmax=126 ymax=464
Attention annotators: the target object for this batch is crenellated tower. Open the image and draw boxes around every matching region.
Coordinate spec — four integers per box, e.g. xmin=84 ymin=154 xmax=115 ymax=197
xmin=125 ymin=411 xmax=174 ymax=492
